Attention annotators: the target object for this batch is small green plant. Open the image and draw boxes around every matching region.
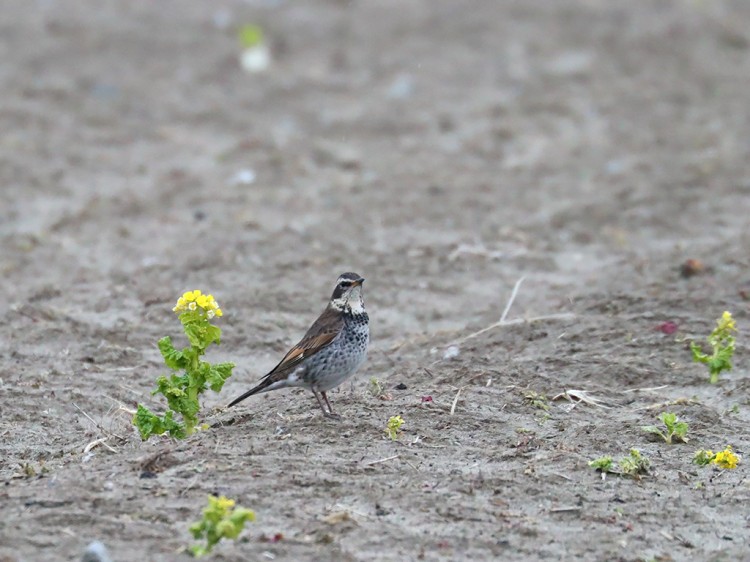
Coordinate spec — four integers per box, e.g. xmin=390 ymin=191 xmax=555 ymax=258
xmin=693 ymin=446 xmax=739 ymax=469
xmin=385 ymin=415 xmax=404 ymax=440
xmin=690 ymin=311 xmax=737 ymax=383
xmin=189 ymin=495 xmax=255 ymax=557
xmin=523 ymin=390 xmax=550 ymax=411
xmin=693 ymin=449 xmax=714 ymax=466
xmin=589 ymin=449 xmax=650 ymax=479
xmin=589 ymin=456 xmax=614 ymax=473
xmin=134 ymin=290 xmax=235 ymax=440
xmin=723 ymin=404 xmax=740 ymax=416
xmin=619 ymin=449 xmax=650 ymax=477
xmin=368 ymin=377 xmax=387 ymax=398
xmin=642 ymin=412 xmax=688 ymax=444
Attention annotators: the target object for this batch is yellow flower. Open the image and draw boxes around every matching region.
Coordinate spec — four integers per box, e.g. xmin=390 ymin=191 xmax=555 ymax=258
xmin=712 ymin=447 xmax=739 ymax=469
xmin=185 ymin=290 xmax=201 ymax=302
xmin=718 ymin=311 xmax=736 ymax=333
xmin=173 ymin=290 xmax=224 ymax=318
xmin=213 ymin=495 xmax=235 ymax=511
xmin=172 ymin=296 xmax=188 ymax=312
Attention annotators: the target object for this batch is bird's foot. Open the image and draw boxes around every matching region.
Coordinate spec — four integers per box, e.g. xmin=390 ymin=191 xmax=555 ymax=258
xmin=324 ymin=411 xmax=342 ymax=420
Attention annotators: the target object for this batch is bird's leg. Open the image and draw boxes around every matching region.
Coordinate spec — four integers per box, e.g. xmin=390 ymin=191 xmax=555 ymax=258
xmin=321 ymin=392 xmax=341 ymax=419
xmin=311 ymin=389 xmax=330 ymax=417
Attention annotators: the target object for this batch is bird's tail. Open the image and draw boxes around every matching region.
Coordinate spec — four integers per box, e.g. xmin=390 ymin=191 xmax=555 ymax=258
xmin=226 ymin=378 xmax=274 ymax=408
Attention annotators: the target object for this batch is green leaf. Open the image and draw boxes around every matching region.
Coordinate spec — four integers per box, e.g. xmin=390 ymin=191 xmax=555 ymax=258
xmin=184 ymin=323 xmax=205 ymax=350
xmin=230 ymin=508 xmax=256 ymax=526
xmin=204 ymin=324 xmax=222 ymax=346
xmin=690 ymin=341 xmax=709 ymax=364
xmin=133 ymin=404 xmax=186 ymax=440
xmin=207 ymin=362 xmax=235 ymax=392
xmin=659 ymin=412 xmax=676 ymax=429
xmin=158 ymin=336 xmax=188 ymax=370
xmin=642 ymin=425 xmax=664 ymax=438
xmin=134 ymin=404 xmax=162 ymax=440
xmin=162 ymin=410 xmax=187 ymax=439
xmin=673 ymin=421 xmax=688 ymax=439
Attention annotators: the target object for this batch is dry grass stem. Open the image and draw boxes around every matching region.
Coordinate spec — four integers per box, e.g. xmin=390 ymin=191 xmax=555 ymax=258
xmin=623 ymin=385 xmax=669 ymax=393
xmin=74 ymin=403 xmax=126 ymax=442
xmin=364 ymin=454 xmax=400 ymax=466
xmin=83 ymin=437 xmax=117 ymax=454
xmin=551 ymin=389 xmax=613 ymax=409
xmin=450 ymin=387 xmax=464 ymax=415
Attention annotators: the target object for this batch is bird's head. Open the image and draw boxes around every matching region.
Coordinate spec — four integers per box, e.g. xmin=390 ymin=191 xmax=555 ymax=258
xmin=329 ymin=272 xmax=366 ymax=314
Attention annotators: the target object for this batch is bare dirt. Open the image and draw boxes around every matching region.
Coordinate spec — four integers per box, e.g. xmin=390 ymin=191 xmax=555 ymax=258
xmin=2 ymin=1 xmax=750 ymax=560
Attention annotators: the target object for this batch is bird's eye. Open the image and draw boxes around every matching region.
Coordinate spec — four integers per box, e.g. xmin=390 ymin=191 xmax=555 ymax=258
xmin=340 ymin=281 xmax=352 ymax=288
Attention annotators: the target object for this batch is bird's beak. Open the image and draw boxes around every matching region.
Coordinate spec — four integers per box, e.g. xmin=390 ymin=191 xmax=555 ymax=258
xmin=352 ymin=277 xmax=365 ymax=287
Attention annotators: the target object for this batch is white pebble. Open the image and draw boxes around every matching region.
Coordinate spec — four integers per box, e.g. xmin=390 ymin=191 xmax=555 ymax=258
xmin=443 ymin=345 xmax=460 ymax=360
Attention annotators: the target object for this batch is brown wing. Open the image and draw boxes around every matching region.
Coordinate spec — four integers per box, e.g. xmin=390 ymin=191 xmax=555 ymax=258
xmin=226 ymin=306 xmax=344 ymax=407
xmin=263 ymin=306 xmax=343 ymax=378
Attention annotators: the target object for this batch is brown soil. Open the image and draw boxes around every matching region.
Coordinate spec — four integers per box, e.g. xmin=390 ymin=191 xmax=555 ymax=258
xmin=2 ymin=1 xmax=749 ymax=560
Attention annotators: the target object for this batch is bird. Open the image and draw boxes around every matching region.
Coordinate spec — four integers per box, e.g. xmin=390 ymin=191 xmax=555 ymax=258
xmin=227 ymin=272 xmax=369 ymax=418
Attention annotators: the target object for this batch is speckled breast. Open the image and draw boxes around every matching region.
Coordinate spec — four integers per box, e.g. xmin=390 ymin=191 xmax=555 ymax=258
xmin=306 ymin=312 xmax=369 ymax=391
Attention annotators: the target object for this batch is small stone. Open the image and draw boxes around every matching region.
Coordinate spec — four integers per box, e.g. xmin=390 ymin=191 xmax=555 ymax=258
xmin=230 ymin=169 xmax=257 ymax=186
xmin=443 ymin=345 xmax=460 ymax=360
xmin=240 ymin=44 xmax=271 ymax=73
xmin=81 ymin=542 xmax=112 ymax=562
xmin=386 ymin=73 xmax=414 ymax=99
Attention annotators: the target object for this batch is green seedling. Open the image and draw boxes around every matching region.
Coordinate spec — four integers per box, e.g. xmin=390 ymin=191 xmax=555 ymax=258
xmin=690 ymin=311 xmax=737 ymax=383
xmin=589 ymin=456 xmax=614 ymax=473
xmin=385 ymin=415 xmax=404 ymax=440
xmin=368 ymin=377 xmax=387 ymax=398
xmin=189 ymin=495 xmax=255 ymax=557
xmin=619 ymin=449 xmax=650 ymax=477
xmin=523 ymin=390 xmax=550 ymax=411
xmin=723 ymin=404 xmax=740 ymax=416
xmin=642 ymin=412 xmax=688 ymax=444
xmin=134 ymin=290 xmax=235 ymax=440
xmin=589 ymin=449 xmax=650 ymax=479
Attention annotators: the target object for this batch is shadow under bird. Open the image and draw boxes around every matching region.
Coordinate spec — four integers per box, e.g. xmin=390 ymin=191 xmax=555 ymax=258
xmin=227 ymin=272 xmax=369 ymax=418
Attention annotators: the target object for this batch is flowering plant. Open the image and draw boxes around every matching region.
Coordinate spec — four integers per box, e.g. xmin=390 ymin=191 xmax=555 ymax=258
xmin=134 ymin=290 xmax=235 ymax=440
xmin=189 ymin=495 xmax=255 ymax=557
xmin=691 ymin=311 xmax=737 ymax=384
xmin=693 ymin=446 xmax=739 ymax=469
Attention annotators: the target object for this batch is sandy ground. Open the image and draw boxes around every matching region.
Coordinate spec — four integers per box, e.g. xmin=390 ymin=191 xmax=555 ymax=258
xmin=2 ymin=0 xmax=750 ymax=560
